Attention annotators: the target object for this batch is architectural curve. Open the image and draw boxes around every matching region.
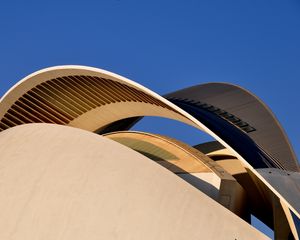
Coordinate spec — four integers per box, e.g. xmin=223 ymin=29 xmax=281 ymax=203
xmin=105 ymin=130 xmax=247 ymax=217
xmin=104 ymin=131 xmax=229 ymax=176
xmin=165 ymin=82 xmax=298 ymax=172
xmin=0 ymin=65 xmax=200 ymax=133
xmin=0 ymin=123 xmax=269 ymax=240
xmin=0 ymin=65 xmax=299 ymax=236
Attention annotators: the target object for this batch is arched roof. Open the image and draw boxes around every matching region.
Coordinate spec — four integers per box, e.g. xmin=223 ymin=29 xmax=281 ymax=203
xmin=165 ymin=82 xmax=299 ymax=172
xmin=0 ymin=65 xmax=299 ymax=220
xmin=0 ymin=66 xmax=197 ymax=132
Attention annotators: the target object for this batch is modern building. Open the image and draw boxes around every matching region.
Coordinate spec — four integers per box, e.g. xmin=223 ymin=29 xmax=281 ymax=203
xmin=0 ymin=65 xmax=299 ymax=240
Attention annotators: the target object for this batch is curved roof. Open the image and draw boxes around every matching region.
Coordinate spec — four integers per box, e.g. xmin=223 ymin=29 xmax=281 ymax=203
xmin=0 ymin=66 xmax=197 ymax=132
xmin=165 ymin=83 xmax=299 ymax=172
xmin=0 ymin=65 xmax=299 ymax=220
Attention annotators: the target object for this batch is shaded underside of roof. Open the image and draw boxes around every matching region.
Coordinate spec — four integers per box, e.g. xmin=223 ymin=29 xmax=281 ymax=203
xmin=164 ymin=83 xmax=299 ymax=172
xmin=0 ymin=75 xmax=174 ymax=132
xmin=104 ymin=131 xmax=215 ymax=174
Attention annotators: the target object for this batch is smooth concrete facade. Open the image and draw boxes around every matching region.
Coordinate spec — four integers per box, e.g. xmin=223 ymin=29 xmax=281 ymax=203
xmin=0 ymin=124 xmax=268 ymax=240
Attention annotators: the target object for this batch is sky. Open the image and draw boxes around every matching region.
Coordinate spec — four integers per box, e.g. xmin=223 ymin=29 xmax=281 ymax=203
xmin=1 ymin=0 xmax=300 ymax=238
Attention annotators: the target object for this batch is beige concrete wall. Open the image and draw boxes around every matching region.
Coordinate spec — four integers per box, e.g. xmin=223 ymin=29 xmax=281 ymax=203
xmin=0 ymin=124 xmax=269 ymax=240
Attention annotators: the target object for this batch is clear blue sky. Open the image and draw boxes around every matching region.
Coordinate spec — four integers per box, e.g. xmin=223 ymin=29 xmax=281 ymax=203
xmin=1 ymin=0 xmax=300 ymax=238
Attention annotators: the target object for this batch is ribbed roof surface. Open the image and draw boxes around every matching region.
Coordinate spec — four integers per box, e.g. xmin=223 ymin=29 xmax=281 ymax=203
xmin=0 ymin=75 xmax=173 ymax=132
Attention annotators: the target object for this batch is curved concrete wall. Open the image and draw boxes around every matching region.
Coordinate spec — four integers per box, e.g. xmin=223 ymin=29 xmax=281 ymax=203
xmin=0 ymin=124 xmax=268 ymax=240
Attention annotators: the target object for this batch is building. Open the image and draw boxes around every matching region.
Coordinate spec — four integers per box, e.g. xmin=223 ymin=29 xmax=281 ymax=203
xmin=0 ymin=65 xmax=299 ymax=239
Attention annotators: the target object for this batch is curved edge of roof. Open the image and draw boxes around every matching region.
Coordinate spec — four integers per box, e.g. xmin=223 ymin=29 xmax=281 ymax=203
xmin=0 ymin=65 xmax=203 ymax=130
xmin=0 ymin=65 xmax=160 ymax=105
